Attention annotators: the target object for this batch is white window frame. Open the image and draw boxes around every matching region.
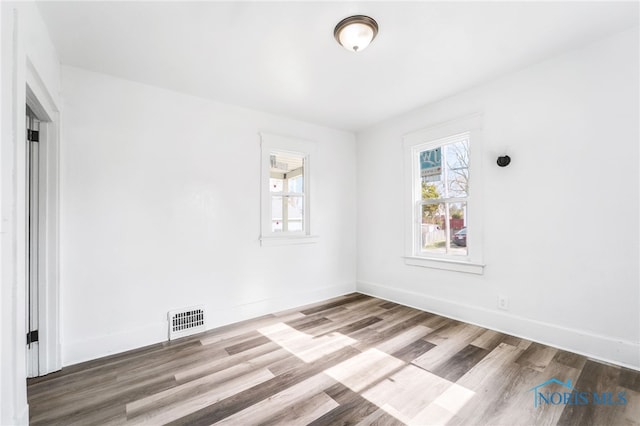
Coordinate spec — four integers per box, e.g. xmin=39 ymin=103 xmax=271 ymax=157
xmin=260 ymin=133 xmax=318 ymax=246
xmin=403 ymin=114 xmax=485 ymax=274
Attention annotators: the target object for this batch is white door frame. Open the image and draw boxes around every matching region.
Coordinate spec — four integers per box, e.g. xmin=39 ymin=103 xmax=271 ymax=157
xmin=25 ymin=106 xmax=40 ymax=377
xmin=25 ymin=59 xmax=61 ymax=376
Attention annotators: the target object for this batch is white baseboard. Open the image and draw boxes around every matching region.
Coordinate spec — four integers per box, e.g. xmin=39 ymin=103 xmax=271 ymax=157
xmin=357 ymin=280 xmax=640 ymax=371
xmin=62 ymin=282 xmax=356 ymax=367
xmin=62 ymin=321 xmax=167 ymax=367
xmin=15 ymin=403 xmax=29 ymax=425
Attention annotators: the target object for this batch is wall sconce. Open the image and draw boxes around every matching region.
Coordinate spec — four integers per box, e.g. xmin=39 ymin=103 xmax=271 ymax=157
xmin=497 ymin=155 xmax=511 ymax=167
xmin=334 ymin=15 xmax=379 ymax=52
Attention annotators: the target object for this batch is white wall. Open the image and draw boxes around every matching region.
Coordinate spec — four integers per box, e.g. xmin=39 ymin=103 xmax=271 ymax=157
xmin=1 ymin=2 xmax=61 ymax=424
xmin=3 ymin=13 xmax=636 ymax=420
xmin=59 ymin=66 xmax=357 ymax=365
xmin=356 ymin=27 xmax=639 ymax=369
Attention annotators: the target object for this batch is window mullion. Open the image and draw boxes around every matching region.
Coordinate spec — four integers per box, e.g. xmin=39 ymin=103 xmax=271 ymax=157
xmin=444 ymin=202 xmax=451 ymax=254
xmin=415 ymin=201 xmax=423 ymax=255
xmin=420 ymin=197 xmax=467 ymax=206
xmin=282 ymin=176 xmax=288 ymax=232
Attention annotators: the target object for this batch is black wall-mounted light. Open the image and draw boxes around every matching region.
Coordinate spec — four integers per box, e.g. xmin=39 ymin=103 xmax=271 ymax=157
xmin=497 ymin=155 xmax=511 ymax=167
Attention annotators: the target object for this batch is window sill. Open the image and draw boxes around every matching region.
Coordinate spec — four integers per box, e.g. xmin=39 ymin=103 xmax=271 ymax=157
xmin=404 ymin=256 xmax=484 ymax=275
xmin=260 ymin=235 xmax=319 ymax=247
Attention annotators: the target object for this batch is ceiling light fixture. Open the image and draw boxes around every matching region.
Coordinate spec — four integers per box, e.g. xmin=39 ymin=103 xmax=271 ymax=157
xmin=334 ymin=15 xmax=378 ymax=52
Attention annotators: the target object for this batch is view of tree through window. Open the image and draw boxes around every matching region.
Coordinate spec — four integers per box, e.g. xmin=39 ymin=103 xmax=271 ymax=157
xmin=420 ymin=138 xmax=469 ymax=256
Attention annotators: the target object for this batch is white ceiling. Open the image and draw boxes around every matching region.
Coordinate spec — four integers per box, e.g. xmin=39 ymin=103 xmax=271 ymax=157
xmin=37 ymin=1 xmax=639 ymax=131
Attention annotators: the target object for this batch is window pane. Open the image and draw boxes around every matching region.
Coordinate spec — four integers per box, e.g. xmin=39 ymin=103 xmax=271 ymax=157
xmin=288 ymin=174 xmax=304 ymax=193
xmin=421 ymin=182 xmax=441 ymax=201
xmin=419 ymin=147 xmax=444 ymax=193
xmin=271 ymin=196 xmax=283 ymax=232
xmin=445 ymin=139 xmax=469 ymax=198
xmin=421 ymin=203 xmax=446 ymax=254
xmin=271 ymin=153 xmax=304 ymax=179
xmin=287 ymin=196 xmax=304 ymax=232
xmin=420 ymin=139 xmax=469 ymax=198
xmin=271 ymin=195 xmax=304 ymax=233
xmin=270 ymin=178 xmax=283 ymax=193
xmin=420 ymin=201 xmax=467 ymax=256
xmin=448 ymin=201 xmax=468 ymax=256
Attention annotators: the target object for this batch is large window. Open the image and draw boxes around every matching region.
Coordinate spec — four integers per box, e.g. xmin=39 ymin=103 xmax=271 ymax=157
xmin=260 ymin=133 xmax=317 ymax=246
xmin=403 ymin=115 xmax=484 ymax=274
xmin=418 ymin=136 xmax=469 ymax=256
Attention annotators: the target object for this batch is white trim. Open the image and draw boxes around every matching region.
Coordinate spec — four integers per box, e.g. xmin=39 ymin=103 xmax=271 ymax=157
xmin=260 ymin=235 xmax=319 ymax=246
xmin=15 ymin=405 xmax=29 ymax=426
xmin=25 ymin=59 xmax=62 ymax=376
xmin=402 ymin=113 xmax=483 ymax=147
xmin=403 ymin=113 xmax=484 ymax=273
xmin=260 ymin=133 xmax=317 ymax=245
xmin=404 ymin=256 xmax=484 ymax=274
xmin=357 ymin=281 xmax=640 ymax=371
xmin=26 ymin=59 xmax=55 ymax=121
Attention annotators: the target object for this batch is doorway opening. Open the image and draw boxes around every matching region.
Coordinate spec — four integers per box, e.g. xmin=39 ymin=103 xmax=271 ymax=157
xmin=26 ymin=105 xmax=41 ymax=378
xmin=24 ymin=86 xmax=61 ymax=378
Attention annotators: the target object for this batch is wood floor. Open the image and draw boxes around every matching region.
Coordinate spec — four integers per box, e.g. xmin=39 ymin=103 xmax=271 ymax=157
xmin=28 ymin=293 xmax=640 ymax=425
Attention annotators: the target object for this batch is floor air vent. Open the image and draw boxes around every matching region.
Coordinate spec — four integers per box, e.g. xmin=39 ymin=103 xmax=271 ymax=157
xmin=168 ymin=306 xmax=205 ymax=340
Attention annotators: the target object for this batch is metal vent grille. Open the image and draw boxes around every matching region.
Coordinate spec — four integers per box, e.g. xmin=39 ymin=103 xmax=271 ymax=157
xmin=168 ymin=306 xmax=205 ymax=340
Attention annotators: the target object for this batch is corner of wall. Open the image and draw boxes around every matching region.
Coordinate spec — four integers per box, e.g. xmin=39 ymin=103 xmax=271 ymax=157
xmin=0 ymin=1 xmax=62 ymax=423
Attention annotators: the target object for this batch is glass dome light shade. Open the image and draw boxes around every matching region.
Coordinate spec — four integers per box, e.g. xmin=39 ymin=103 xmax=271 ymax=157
xmin=334 ymin=15 xmax=378 ymax=52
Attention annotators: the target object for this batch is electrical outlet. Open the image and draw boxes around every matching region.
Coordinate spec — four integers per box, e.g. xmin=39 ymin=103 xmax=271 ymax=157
xmin=497 ymin=295 xmax=509 ymax=311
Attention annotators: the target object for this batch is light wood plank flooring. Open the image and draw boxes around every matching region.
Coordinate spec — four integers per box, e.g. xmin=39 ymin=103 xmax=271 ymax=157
xmin=27 ymin=293 xmax=640 ymax=425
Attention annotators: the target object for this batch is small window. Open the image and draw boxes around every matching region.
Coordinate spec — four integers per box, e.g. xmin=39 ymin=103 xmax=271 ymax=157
xmin=260 ymin=133 xmax=317 ymax=246
xmin=403 ymin=114 xmax=484 ymax=274
xmin=269 ymin=152 xmax=305 ymax=233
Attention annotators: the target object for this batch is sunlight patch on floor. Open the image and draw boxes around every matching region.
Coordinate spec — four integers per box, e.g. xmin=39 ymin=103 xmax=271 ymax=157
xmin=258 ymin=322 xmax=356 ymax=362
xmin=324 ymin=348 xmax=475 ymax=425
